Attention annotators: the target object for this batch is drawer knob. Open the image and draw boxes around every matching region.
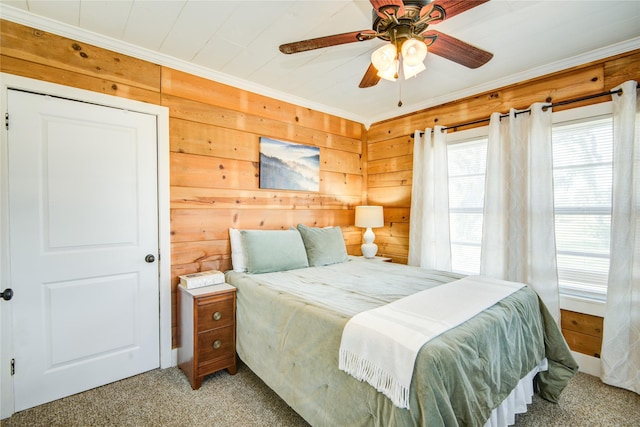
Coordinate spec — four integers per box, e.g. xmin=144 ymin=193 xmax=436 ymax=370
xmin=213 ymin=340 xmax=222 ymax=349
xmin=212 ymin=311 xmax=222 ymax=321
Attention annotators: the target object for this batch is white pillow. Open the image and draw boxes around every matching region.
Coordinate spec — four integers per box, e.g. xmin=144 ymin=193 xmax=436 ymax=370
xmin=229 ymin=228 xmax=247 ymax=272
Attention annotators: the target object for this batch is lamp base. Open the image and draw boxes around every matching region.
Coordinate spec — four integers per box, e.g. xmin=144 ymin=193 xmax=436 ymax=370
xmin=361 ymin=227 xmax=378 ymax=258
xmin=361 ymin=243 xmax=378 ymax=259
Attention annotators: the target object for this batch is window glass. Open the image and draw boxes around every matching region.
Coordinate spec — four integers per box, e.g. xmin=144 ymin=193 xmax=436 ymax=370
xmin=552 ymin=115 xmax=612 ymax=300
xmin=447 ymin=138 xmax=487 ymax=275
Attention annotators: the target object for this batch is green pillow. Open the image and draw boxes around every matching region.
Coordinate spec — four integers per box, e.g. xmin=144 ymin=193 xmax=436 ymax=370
xmin=240 ymin=229 xmax=309 ymax=274
xmin=297 ymin=224 xmax=348 ymax=267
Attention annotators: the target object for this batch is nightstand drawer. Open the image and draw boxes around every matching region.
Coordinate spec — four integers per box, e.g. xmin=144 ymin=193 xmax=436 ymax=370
xmin=197 ymin=297 xmax=234 ymax=331
xmin=197 ymin=325 xmax=235 ymax=363
xmin=178 ymin=283 xmax=237 ymax=389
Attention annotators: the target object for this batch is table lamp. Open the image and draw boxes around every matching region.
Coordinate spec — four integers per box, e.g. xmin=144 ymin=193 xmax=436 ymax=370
xmin=355 ymin=205 xmax=384 ymax=258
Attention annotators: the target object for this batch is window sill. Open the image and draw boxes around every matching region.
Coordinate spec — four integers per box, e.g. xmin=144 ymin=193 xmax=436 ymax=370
xmin=560 ymin=294 xmax=606 ymax=317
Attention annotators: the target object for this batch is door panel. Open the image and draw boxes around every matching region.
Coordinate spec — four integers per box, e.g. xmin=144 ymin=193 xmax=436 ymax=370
xmin=45 ymin=118 xmax=138 ymax=248
xmin=46 ymin=273 xmax=139 ymax=365
xmin=8 ymin=89 xmax=160 ymax=411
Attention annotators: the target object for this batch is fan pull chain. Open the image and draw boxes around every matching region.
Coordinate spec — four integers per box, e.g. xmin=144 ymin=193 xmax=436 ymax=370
xmin=398 ymin=77 xmax=403 ymax=107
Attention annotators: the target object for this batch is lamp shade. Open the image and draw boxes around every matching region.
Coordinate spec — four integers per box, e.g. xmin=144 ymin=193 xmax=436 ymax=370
xmin=401 ymin=38 xmax=427 ymax=66
xmin=355 ymin=206 xmax=384 ymax=228
xmin=402 ymin=60 xmax=426 ymax=79
xmin=371 ymin=44 xmax=398 ymax=81
xmin=371 ymin=44 xmax=397 ymax=72
xmin=376 ymin=60 xmax=398 ymax=81
xmin=401 ymin=38 xmax=427 ymax=79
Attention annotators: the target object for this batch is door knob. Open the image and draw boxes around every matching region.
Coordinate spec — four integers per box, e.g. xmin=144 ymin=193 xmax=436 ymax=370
xmin=0 ymin=288 xmax=13 ymax=301
xmin=145 ymin=254 xmax=155 ymax=263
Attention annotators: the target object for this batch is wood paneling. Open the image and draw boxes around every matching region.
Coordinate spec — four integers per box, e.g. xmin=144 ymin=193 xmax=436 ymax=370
xmin=162 ymin=93 xmax=361 ymax=154
xmin=171 ymin=186 xmax=359 ymax=210
xmin=561 ymin=309 xmax=604 ymax=357
xmin=368 ymin=135 xmax=413 ymax=161
xmin=0 ymin=55 xmax=160 ymax=105
xmin=367 ymin=64 xmax=608 ymax=142
xmin=561 ymin=330 xmax=603 ymax=358
xmin=162 ymin=67 xmax=362 ymax=141
xmin=0 ymin=19 xmax=160 ymax=101
xmin=368 ymin=170 xmax=412 ymax=188
xmin=170 ymin=118 xmax=258 ymax=161
xmin=561 ymin=309 xmax=604 ymax=338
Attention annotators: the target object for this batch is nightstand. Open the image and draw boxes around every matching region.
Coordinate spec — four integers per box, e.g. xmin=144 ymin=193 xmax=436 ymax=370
xmin=358 ymin=256 xmax=392 ymax=262
xmin=178 ymin=283 xmax=237 ymax=390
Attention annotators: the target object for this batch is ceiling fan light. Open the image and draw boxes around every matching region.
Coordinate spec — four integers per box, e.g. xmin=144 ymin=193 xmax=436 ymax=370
xmin=403 ymin=61 xmax=426 ymax=79
xmin=371 ymin=44 xmax=397 ymax=73
xmin=401 ymin=38 xmax=427 ymax=67
xmin=377 ymin=59 xmax=398 ymax=81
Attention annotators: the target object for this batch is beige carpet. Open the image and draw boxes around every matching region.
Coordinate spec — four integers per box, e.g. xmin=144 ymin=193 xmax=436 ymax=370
xmin=3 ymin=362 xmax=639 ymax=426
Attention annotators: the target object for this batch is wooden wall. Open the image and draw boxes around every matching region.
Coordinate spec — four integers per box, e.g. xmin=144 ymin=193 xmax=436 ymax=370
xmin=0 ymin=19 xmax=365 ymax=347
xmin=561 ymin=309 xmax=604 ymax=358
xmin=367 ymin=49 xmax=640 ymax=264
xmin=163 ymin=69 xmax=364 ymax=344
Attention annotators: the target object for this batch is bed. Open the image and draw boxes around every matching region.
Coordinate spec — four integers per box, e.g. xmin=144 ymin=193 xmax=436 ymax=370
xmin=225 ymin=226 xmax=578 ymax=426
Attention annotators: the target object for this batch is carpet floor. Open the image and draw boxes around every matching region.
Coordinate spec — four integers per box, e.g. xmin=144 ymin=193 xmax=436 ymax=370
xmin=2 ymin=362 xmax=639 ymax=426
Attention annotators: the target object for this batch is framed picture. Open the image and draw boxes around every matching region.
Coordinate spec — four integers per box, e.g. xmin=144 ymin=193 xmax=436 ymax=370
xmin=259 ymin=137 xmax=320 ymax=191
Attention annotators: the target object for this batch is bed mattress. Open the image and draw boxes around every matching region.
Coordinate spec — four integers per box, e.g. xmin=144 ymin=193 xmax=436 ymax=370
xmin=225 ymin=258 xmax=577 ymax=426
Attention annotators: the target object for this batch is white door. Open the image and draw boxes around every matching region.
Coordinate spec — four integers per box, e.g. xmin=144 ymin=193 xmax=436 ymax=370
xmin=7 ymin=89 xmax=160 ymax=411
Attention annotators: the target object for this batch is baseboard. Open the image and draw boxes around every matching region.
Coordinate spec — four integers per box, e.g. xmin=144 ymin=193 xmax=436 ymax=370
xmin=572 ymin=351 xmax=601 ymax=377
xmin=170 ymin=348 xmax=178 ymax=367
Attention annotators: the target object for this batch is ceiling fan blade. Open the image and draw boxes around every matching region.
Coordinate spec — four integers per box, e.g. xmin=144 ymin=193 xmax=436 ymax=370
xmin=423 ymin=30 xmax=493 ymax=69
xmin=279 ymin=30 xmax=376 ymax=54
xmin=370 ymin=0 xmax=405 ymax=18
xmin=424 ymin=0 xmax=489 ymax=21
xmin=359 ymin=63 xmax=381 ymax=88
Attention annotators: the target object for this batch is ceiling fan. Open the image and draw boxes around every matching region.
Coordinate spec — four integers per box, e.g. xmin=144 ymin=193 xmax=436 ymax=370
xmin=279 ymin=0 xmax=493 ymax=89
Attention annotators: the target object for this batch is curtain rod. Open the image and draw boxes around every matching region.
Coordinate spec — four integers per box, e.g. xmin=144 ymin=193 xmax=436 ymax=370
xmin=411 ymin=83 xmax=639 ymax=137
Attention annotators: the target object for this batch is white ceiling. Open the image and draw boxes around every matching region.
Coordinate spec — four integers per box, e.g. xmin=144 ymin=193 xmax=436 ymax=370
xmin=2 ymin=1 xmax=639 ymax=127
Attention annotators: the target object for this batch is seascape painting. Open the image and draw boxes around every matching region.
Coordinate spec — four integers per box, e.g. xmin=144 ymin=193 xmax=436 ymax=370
xmin=259 ymin=137 xmax=320 ymax=191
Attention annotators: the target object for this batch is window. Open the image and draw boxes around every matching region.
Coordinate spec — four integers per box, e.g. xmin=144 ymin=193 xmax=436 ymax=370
xmin=552 ymin=108 xmax=613 ymax=300
xmin=445 ymin=103 xmax=613 ymax=300
xmin=447 ymin=131 xmax=487 ymax=275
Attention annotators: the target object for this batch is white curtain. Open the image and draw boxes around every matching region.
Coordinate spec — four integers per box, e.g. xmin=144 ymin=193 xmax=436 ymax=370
xmin=480 ymin=103 xmax=560 ymax=322
xmin=601 ymin=80 xmax=640 ymax=394
xmin=408 ymin=126 xmax=452 ymax=270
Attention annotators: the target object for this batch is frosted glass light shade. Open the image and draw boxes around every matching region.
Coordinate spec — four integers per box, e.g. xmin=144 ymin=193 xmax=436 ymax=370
xmin=371 ymin=44 xmax=397 ymax=71
xmin=401 ymin=39 xmax=427 ymax=66
xmin=403 ymin=61 xmax=426 ymax=79
xmin=371 ymin=44 xmax=398 ymax=82
xmin=377 ymin=61 xmax=398 ymax=81
xmin=401 ymin=39 xmax=427 ymax=79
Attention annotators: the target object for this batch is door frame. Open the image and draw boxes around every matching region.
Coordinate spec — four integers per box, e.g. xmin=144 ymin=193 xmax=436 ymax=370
xmin=0 ymin=73 xmax=172 ymax=419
